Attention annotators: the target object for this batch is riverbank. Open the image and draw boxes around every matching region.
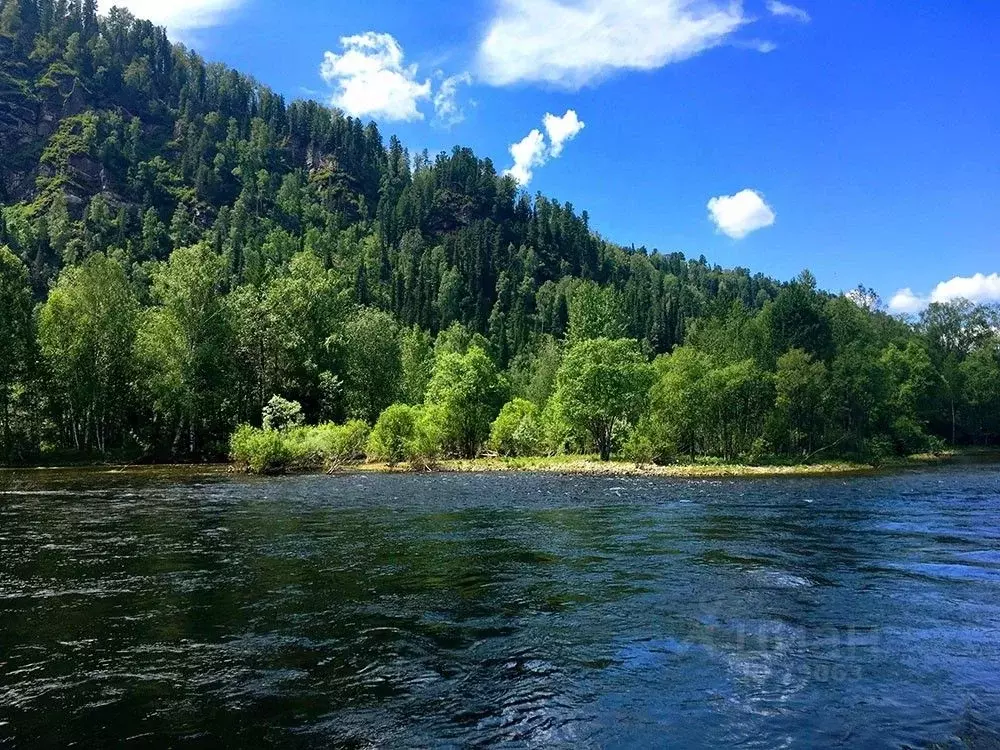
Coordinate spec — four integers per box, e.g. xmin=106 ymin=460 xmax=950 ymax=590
xmin=4 ymin=448 xmax=997 ymax=480
xmin=347 ymin=450 xmax=986 ymax=479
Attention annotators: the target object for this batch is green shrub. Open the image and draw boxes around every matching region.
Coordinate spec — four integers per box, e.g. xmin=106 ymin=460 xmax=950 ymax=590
xmin=490 ymin=398 xmax=543 ymax=457
xmin=368 ymin=404 xmax=419 ymax=466
xmin=747 ymin=437 xmax=772 ymax=465
xmin=230 ymin=420 xmax=369 ymax=474
xmin=230 ymin=423 xmax=255 ymax=465
xmin=230 ymin=424 xmax=294 ymax=474
xmin=889 ymin=416 xmax=931 ymax=456
xmin=539 ymin=397 xmax=576 ymax=456
xmin=410 ymin=405 xmax=445 ymax=466
xmin=925 ymin=434 xmax=947 ymax=456
xmin=622 ymin=415 xmax=676 ymax=465
xmin=368 ymin=403 xmax=444 ymax=467
xmin=864 ymin=435 xmax=895 ymax=467
xmin=313 ymin=419 xmax=370 ymax=469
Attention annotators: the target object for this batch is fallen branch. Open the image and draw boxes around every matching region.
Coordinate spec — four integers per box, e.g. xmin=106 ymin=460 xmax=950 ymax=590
xmin=804 ymin=434 xmax=848 ymax=463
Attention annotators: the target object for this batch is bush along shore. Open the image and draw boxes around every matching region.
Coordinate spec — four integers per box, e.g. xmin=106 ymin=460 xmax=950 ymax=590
xmin=229 ymin=423 xmax=970 ymax=478
xmin=228 ymin=391 xmax=977 ymax=477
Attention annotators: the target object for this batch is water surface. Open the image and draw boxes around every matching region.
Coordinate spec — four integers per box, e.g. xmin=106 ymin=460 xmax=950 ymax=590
xmin=2 ymin=466 xmax=1000 ymax=747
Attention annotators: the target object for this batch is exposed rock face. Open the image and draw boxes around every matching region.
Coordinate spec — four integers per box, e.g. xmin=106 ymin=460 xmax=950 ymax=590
xmin=0 ymin=37 xmax=39 ymax=202
xmin=1 ymin=45 xmax=97 ymax=204
xmin=36 ymin=67 xmax=87 ymax=120
xmin=67 ymin=154 xmax=108 ymax=207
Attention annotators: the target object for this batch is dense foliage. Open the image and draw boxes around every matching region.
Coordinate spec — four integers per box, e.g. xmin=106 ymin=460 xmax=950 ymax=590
xmin=1 ymin=1 xmax=999 ymax=467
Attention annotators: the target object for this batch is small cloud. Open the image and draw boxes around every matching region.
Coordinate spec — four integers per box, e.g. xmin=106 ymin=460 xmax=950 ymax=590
xmin=504 ymin=109 xmax=586 ymax=185
xmin=98 ymin=0 xmax=244 ymax=35
xmin=767 ymin=1 xmax=811 ymax=23
xmin=433 ymin=72 xmax=473 ymax=128
xmin=888 ymin=288 xmax=926 ymax=315
xmin=735 ymin=39 xmax=778 ymax=53
xmin=320 ymin=32 xmax=431 ymax=121
xmin=478 ymin=0 xmax=748 ymax=89
xmin=707 ymin=189 xmax=776 ymax=239
xmin=543 ymin=109 xmax=585 ymax=157
xmin=506 ymin=129 xmax=548 ymax=185
xmin=888 ymin=273 xmax=1000 ymax=314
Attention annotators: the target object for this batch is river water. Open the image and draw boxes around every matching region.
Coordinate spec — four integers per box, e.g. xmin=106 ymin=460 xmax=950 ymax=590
xmin=1 ymin=466 xmax=1000 ymax=747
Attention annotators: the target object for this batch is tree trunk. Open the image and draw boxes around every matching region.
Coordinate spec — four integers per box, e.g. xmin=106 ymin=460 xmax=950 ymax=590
xmin=1 ymin=390 xmax=9 ymax=455
xmin=597 ymin=423 xmax=612 ymax=462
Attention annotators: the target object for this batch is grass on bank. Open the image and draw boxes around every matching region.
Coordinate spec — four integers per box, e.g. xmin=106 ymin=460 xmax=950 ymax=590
xmin=363 ymin=451 xmax=966 ymax=477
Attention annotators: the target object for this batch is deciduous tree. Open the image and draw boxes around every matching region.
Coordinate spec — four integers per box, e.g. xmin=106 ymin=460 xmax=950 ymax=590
xmin=550 ymin=338 xmax=653 ymax=461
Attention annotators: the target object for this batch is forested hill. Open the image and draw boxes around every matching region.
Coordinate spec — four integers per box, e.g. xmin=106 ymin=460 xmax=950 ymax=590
xmin=2 ymin=1 xmax=998 ymax=465
xmin=1 ymin=2 xmax=776 ymax=331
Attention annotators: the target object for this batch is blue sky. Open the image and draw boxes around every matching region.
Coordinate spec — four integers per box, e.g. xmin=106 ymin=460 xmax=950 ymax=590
xmin=101 ymin=0 xmax=999 ymax=312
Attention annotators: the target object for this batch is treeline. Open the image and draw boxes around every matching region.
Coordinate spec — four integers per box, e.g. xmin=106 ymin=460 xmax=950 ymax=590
xmin=227 ymin=288 xmax=1000 ymax=472
xmin=1 ymin=1 xmax=999 ymax=466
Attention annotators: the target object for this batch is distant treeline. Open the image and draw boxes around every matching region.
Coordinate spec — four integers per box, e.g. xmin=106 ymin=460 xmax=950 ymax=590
xmin=1 ymin=1 xmax=998 ymax=466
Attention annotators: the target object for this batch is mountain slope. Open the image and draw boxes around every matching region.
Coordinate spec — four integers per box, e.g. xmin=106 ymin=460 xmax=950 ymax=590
xmin=0 ymin=0 xmax=778 ymax=348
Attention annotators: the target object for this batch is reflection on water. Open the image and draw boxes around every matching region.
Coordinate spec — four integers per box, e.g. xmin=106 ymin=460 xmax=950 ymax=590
xmin=2 ymin=466 xmax=1000 ymax=747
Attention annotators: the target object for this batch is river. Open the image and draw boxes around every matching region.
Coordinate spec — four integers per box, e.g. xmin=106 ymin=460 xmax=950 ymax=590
xmin=1 ymin=466 xmax=999 ymax=747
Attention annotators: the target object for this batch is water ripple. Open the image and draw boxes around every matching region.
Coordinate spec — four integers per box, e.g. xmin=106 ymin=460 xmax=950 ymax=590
xmin=1 ymin=465 xmax=1000 ymax=747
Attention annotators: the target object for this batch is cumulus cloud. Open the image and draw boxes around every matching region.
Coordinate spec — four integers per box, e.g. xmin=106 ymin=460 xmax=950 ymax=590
xmin=97 ymin=0 xmax=244 ymax=34
xmin=888 ymin=273 xmax=1000 ymax=314
xmin=506 ymin=129 xmax=549 ymax=185
xmin=433 ymin=72 xmax=473 ymax=128
xmin=504 ymin=109 xmax=587 ymax=185
xmin=320 ymin=33 xmax=432 ymax=121
xmin=478 ymin=0 xmax=747 ymax=89
xmin=767 ymin=1 xmax=811 ymax=22
xmin=931 ymin=273 xmax=1000 ymax=305
xmin=543 ymin=110 xmax=585 ymax=156
xmin=888 ymin=288 xmax=926 ymax=315
xmin=707 ymin=189 xmax=776 ymax=239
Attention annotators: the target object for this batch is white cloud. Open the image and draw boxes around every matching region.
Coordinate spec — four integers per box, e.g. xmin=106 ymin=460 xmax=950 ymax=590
xmin=320 ymin=33 xmax=432 ymax=121
xmin=506 ymin=129 xmax=548 ymax=185
xmin=433 ymin=72 xmax=473 ymax=128
xmin=707 ymin=189 xmax=776 ymax=239
xmin=931 ymin=273 xmax=1000 ymax=305
xmin=767 ymin=1 xmax=811 ymax=23
xmin=478 ymin=0 xmax=747 ymax=89
xmin=737 ymin=39 xmax=778 ymax=53
xmin=543 ymin=110 xmax=585 ymax=157
xmin=97 ymin=0 xmax=244 ymax=33
xmin=504 ymin=110 xmax=587 ymax=185
xmin=888 ymin=288 xmax=926 ymax=315
xmin=888 ymin=273 xmax=1000 ymax=314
